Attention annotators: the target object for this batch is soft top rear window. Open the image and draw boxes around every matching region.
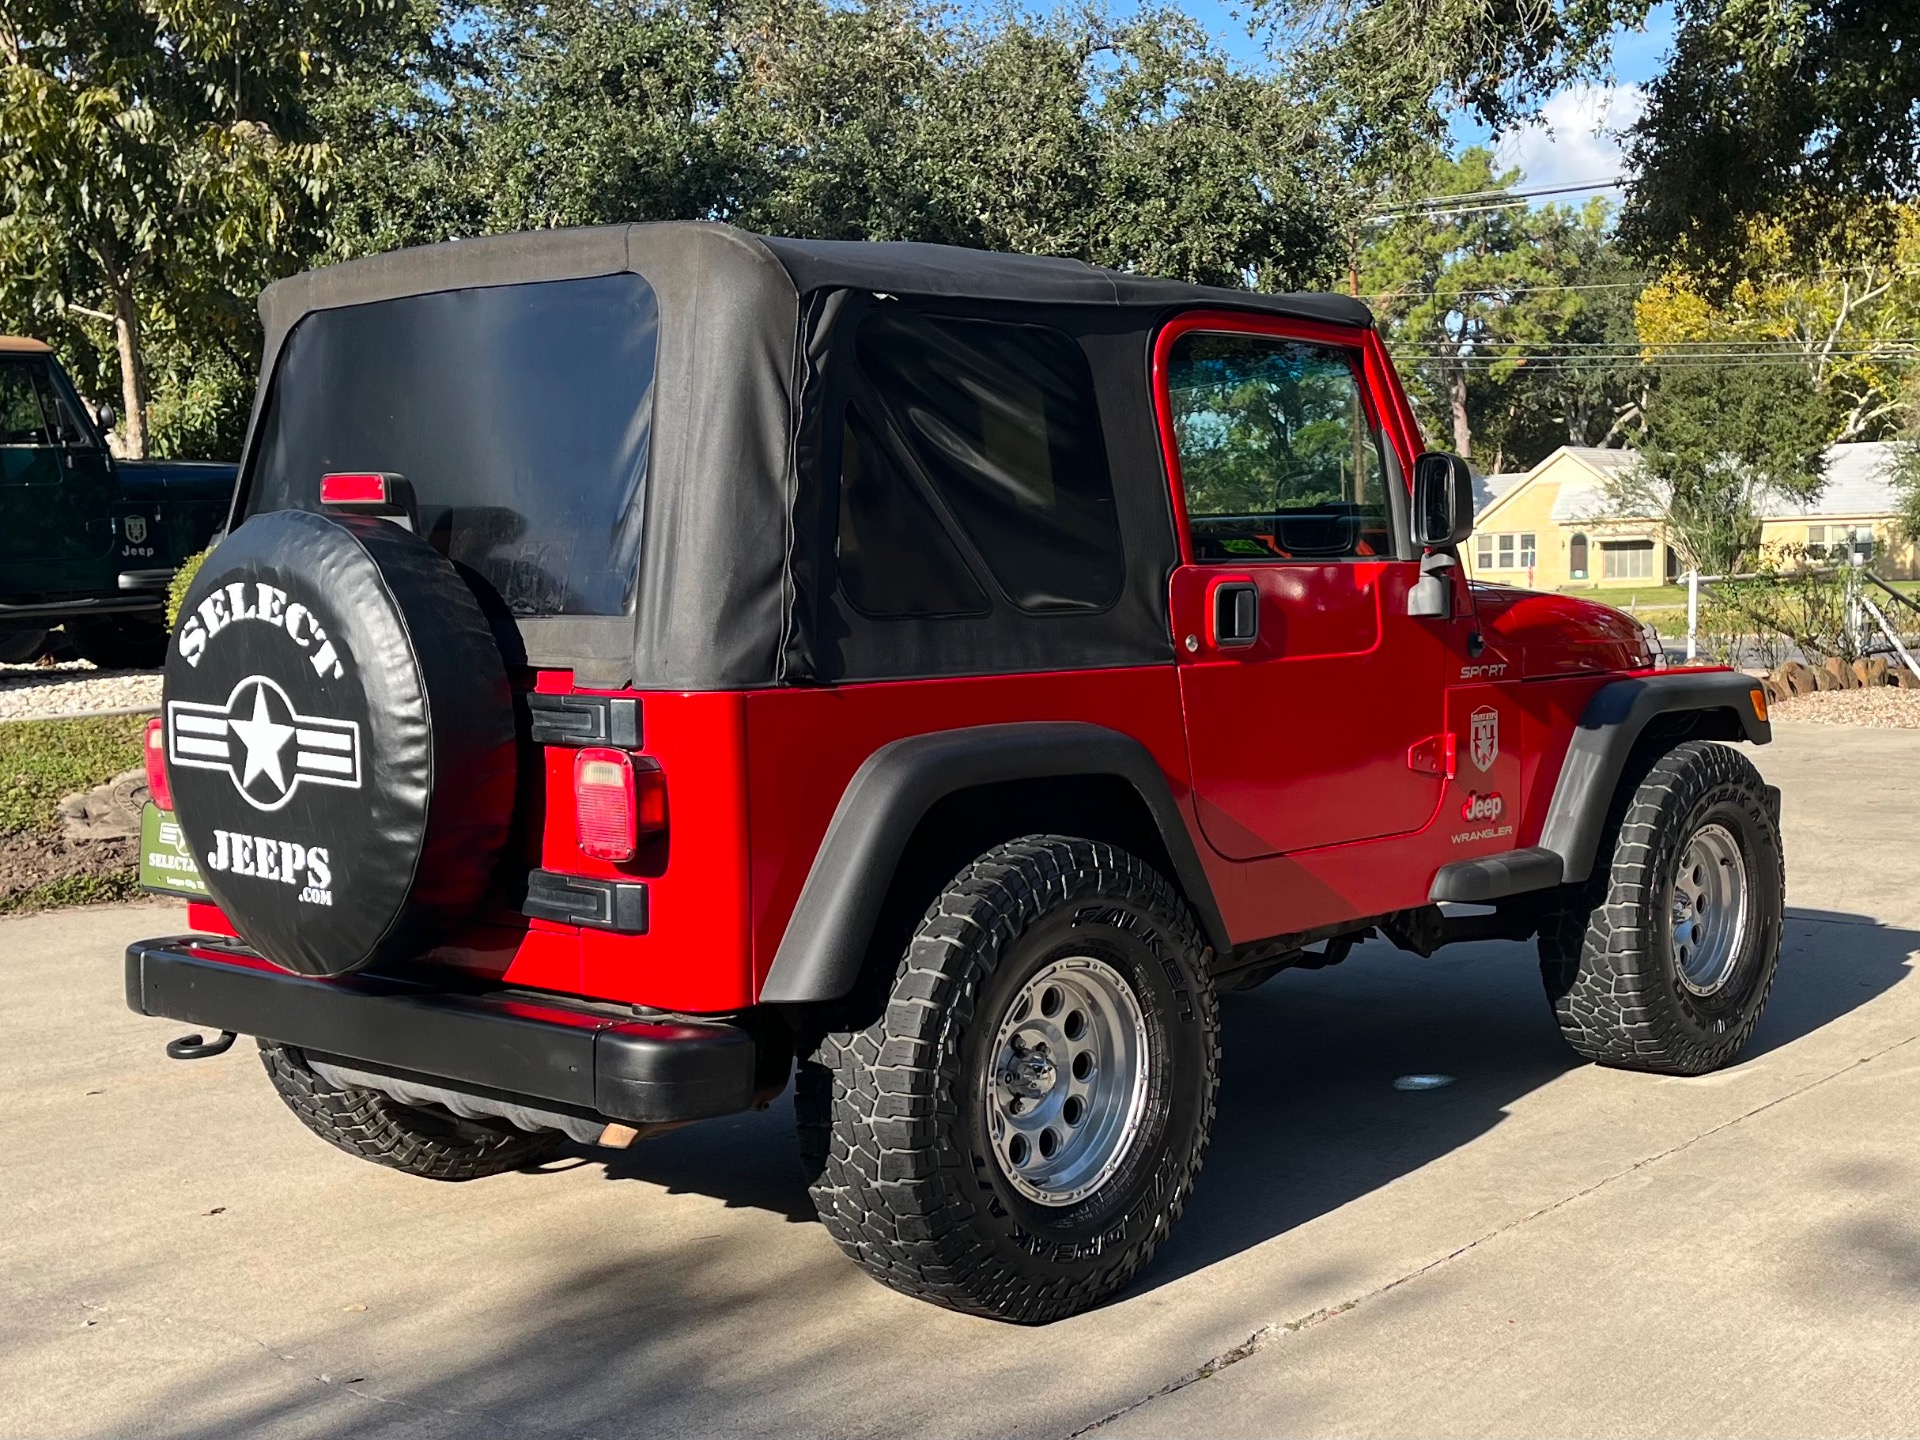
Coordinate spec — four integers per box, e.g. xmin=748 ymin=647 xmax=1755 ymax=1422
xmin=249 ymin=273 xmax=657 ymax=617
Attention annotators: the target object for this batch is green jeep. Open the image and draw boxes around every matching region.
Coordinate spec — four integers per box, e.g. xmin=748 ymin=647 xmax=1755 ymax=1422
xmin=0 ymin=337 xmax=233 ymax=667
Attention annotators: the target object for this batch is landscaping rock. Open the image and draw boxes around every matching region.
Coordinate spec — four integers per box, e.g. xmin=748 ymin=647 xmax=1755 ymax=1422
xmin=1777 ymin=661 xmax=1819 ymax=697
xmin=0 ymin=661 xmax=160 ymax=722
xmin=1770 ymin=687 xmax=1920 ymax=728
xmin=57 ymin=769 xmax=149 ymax=842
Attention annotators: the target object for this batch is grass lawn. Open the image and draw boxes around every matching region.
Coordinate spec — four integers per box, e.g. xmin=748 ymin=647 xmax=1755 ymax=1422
xmin=0 ymin=714 xmax=148 ymax=913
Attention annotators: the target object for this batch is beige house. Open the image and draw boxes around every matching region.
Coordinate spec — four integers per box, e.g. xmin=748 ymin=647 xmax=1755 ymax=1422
xmin=1465 ymin=442 xmax=1919 ymax=589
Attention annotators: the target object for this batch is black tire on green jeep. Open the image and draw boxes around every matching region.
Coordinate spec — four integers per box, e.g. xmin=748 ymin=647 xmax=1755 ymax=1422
xmin=797 ymin=836 xmax=1220 ymax=1324
xmin=259 ymin=1042 xmax=564 ymax=1180
xmin=1539 ymin=739 xmax=1784 ymax=1076
xmin=0 ymin=627 xmax=48 ymax=664
xmin=66 ymin=614 xmax=167 ymax=670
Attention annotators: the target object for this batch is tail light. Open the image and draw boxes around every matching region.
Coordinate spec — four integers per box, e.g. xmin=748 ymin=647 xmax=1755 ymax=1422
xmin=319 ymin=472 xmax=394 ymax=506
xmin=573 ymin=748 xmax=667 ymax=862
xmin=320 ymin=472 xmax=417 ymax=530
xmin=144 ymin=716 xmax=173 ymax=811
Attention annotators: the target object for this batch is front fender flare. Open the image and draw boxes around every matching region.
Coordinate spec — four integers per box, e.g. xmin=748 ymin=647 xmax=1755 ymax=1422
xmin=757 ymin=722 xmax=1227 ymax=1005
xmin=1539 ymin=670 xmax=1770 ymax=886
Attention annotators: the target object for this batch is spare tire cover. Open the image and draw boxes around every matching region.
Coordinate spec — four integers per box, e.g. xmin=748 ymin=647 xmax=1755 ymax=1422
xmin=163 ymin=510 xmax=516 ymax=976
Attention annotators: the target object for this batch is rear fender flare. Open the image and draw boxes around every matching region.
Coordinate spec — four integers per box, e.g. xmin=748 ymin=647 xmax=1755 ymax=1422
xmin=1540 ymin=670 xmax=1770 ymax=885
xmin=757 ymin=722 xmax=1226 ymax=1005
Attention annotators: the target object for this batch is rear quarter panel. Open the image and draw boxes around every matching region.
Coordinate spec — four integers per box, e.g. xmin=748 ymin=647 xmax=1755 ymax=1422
xmin=743 ymin=667 xmax=1191 ymax=997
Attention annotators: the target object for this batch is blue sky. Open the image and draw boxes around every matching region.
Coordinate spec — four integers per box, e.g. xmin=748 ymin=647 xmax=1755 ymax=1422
xmin=1025 ymin=0 xmax=1681 ymax=201
xmin=1456 ymin=2 xmax=1676 ymax=201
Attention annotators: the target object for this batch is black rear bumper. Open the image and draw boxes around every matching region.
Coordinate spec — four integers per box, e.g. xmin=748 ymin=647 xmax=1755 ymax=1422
xmin=125 ymin=937 xmax=761 ymax=1125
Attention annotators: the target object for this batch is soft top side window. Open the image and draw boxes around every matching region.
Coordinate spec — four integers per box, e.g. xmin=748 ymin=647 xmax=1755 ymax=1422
xmin=1166 ymin=331 xmax=1391 ymax=563
xmin=835 ymin=307 xmax=1123 ymax=617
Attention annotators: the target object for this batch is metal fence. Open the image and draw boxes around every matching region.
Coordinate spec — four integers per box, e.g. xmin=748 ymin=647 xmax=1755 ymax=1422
xmin=1681 ymin=563 xmax=1920 ymax=680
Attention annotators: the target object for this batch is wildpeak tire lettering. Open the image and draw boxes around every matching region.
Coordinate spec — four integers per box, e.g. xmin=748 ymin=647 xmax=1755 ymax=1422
xmin=204 ymin=829 xmax=333 ymax=906
xmin=176 ymin=581 xmax=346 ymax=680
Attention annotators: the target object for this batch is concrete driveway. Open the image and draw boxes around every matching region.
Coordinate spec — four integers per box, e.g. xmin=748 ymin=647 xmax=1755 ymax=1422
xmin=4 ymin=724 xmax=1917 ymax=1438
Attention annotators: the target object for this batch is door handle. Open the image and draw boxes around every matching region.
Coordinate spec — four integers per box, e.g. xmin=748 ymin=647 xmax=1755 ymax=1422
xmin=1210 ymin=582 xmax=1259 ymax=648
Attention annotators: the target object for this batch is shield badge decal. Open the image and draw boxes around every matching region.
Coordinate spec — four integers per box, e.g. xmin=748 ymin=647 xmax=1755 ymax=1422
xmin=1469 ymin=706 xmax=1499 ymax=773
xmin=124 ymin=515 xmax=148 ymax=545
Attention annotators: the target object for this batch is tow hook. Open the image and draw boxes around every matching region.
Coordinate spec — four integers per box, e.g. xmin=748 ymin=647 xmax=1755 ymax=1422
xmin=166 ymin=1030 xmax=237 ymax=1060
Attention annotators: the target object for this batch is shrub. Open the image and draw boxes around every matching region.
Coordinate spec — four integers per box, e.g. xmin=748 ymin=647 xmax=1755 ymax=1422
xmin=167 ymin=548 xmax=209 ymax=628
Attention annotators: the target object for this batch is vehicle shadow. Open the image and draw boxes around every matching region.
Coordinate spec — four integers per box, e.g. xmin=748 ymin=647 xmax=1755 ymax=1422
xmin=584 ymin=905 xmax=1915 ymax=1282
xmin=1137 ymin=904 xmax=1914 ymax=1291
xmin=114 ymin=912 xmax=1912 ymax=1440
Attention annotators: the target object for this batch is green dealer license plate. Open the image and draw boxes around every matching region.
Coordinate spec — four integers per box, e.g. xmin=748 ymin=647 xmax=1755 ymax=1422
xmin=139 ymin=804 xmax=209 ymax=898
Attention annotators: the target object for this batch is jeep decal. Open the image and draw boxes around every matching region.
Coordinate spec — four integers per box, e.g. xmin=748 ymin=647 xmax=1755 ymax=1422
xmin=166 ymin=674 xmax=362 ymax=812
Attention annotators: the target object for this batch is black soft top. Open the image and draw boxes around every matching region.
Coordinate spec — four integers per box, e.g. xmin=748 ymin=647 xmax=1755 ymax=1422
xmin=243 ymin=223 xmax=1375 ymax=688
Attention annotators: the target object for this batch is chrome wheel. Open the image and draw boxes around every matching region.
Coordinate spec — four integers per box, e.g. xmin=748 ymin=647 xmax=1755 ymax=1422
xmin=1671 ymin=821 xmax=1749 ymax=996
xmin=986 ymin=955 xmax=1150 ymax=1207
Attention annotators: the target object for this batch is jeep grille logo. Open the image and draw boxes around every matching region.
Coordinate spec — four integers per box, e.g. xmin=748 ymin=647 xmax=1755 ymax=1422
xmin=167 ymin=675 xmax=362 ymax=812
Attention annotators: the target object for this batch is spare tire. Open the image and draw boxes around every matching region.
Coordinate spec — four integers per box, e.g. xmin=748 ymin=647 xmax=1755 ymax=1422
xmin=162 ymin=510 xmax=516 ymax=976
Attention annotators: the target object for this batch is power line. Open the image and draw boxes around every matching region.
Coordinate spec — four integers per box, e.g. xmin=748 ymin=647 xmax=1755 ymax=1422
xmin=1365 ymin=176 xmax=1627 ymax=223
xmin=1362 ymin=263 xmax=1920 ymax=303
xmin=1369 ymin=176 xmax=1627 ymax=216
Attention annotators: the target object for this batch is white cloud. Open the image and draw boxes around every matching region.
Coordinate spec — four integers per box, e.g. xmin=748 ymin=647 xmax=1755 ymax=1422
xmin=1494 ymin=83 xmax=1647 ymax=198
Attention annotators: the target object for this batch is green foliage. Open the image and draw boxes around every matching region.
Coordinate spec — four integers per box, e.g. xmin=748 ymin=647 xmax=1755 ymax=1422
xmin=321 ymin=0 xmax=1347 ymax=290
xmin=1612 ymin=363 xmax=1836 ymax=573
xmin=1258 ymin=0 xmax=1647 ymax=146
xmin=1698 ymin=559 xmax=1861 ymax=666
xmin=1622 ymin=0 xmax=1920 ymax=272
xmin=1359 ymin=148 xmax=1644 ymax=467
xmin=167 ymin=547 xmax=209 ymax=627
xmin=1266 ymin=0 xmax=1920 ymax=275
xmin=1893 ymin=448 xmax=1920 ymax=547
xmin=0 ymin=714 xmax=147 ymax=836
xmin=0 ymin=871 xmax=140 ymax=915
xmin=0 ymin=0 xmax=437 ymax=457
xmin=1889 ymin=375 xmax=1920 ymax=545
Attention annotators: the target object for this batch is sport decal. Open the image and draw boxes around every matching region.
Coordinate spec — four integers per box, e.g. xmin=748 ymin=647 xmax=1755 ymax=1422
xmin=167 ymin=675 xmax=362 ymax=812
xmin=1469 ymin=705 xmax=1499 ymax=773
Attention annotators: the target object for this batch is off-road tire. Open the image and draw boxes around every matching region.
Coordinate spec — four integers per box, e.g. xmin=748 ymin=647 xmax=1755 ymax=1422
xmin=797 ymin=836 xmax=1220 ymax=1324
xmin=1540 ymin=740 xmax=1784 ymax=1075
xmin=259 ymin=1042 xmax=563 ymax=1179
xmin=67 ymin=614 xmax=166 ymax=670
xmin=0 ymin=627 xmax=48 ymax=664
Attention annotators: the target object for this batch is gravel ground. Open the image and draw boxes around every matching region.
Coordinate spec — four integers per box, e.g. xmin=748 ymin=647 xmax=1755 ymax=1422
xmin=0 ymin=661 xmax=160 ymax=722
xmin=1770 ymin=685 xmax=1920 ymax=728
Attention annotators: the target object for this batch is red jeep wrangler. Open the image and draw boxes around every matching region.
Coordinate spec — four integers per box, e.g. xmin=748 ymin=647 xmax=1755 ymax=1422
xmin=130 ymin=224 xmax=1783 ymax=1324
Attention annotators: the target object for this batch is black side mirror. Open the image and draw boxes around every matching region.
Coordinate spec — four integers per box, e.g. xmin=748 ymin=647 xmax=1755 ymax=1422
xmin=94 ymin=401 xmax=117 ymax=432
xmin=1411 ymin=451 xmax=1474 ymax=549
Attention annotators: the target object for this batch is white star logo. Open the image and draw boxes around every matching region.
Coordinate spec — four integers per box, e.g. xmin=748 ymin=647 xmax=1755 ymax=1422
xmin=225 ymin=683 xmax=296 ymax=795
xmin=167 ymin=675 xmax=363 ymax=812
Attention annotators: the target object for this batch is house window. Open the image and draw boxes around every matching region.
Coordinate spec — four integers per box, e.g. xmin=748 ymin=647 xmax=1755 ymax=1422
xmin=1602 ymin=538 xmax=1655 ymax=580
xmin=1474 ymin=531 xmax=1541 ymax=571
xmin=1808 ymin=524 xmax=1874 ymax=563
